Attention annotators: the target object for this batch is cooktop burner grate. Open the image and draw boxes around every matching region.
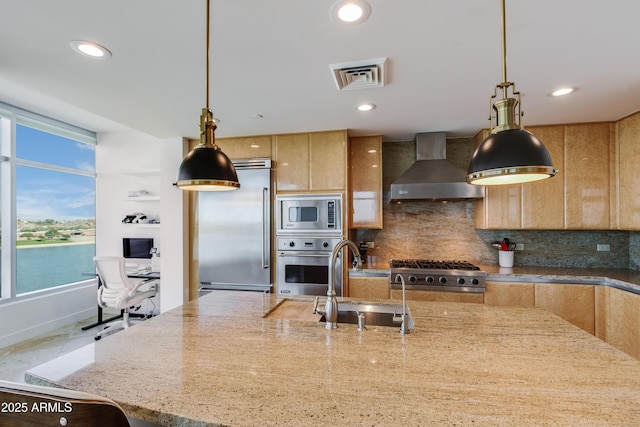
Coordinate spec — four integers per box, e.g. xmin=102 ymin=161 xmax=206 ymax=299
xmin=390 ymin=259 xmax=481 ymax=271
xmin=389 ymin=259 xmax=486 ymax=293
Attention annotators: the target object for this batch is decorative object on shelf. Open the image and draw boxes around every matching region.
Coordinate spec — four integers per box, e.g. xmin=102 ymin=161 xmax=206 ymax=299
xmin=127 ymin=190 xmax=150 ymax=198
xmin=122 ymin=212 xmax=149 ymax=224
xmin=174 ymin=0 xmax=240 ymax=192
xmin=467 ymin=0 xmax=556 ymax=186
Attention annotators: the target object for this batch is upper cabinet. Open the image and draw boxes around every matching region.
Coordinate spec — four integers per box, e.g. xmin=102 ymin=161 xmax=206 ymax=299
xmin=616 ymin=112 xmax=640 ymax=229
xmin=475 ymin=122 xmax=614 ymax=230
xmin=349 ymin=135 xmax=383 ymax=229
xmin=216 ymin=135 xmax=273 ymax=160
xmin=564 ymin=123 xmax=612 ymax=229
xmin=521 ymin=125 xmax=565 ymax=229
xmin=274 ymin=130 xmax=347 ymax=193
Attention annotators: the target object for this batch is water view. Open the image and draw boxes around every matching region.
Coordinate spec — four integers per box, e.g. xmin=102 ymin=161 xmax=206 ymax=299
xmin=15 ymin=242 xmax=96 ymax=294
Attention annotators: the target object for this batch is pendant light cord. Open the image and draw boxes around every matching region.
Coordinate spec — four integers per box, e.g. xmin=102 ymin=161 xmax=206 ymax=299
xmin=499 ymin=0 xmax=510 ymax=103
xmin=206 ymin=0 xmax=210 ymax=110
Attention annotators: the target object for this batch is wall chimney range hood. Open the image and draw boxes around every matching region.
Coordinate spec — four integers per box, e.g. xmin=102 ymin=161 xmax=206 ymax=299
xmin=390 ymin=132 xmax=484 ymax=201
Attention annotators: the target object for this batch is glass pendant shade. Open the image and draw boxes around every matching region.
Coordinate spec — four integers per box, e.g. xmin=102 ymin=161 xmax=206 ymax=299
xmin=467 ymin=129 xmax=556 ymax=185
xmin=176 ymin=145 xmax=239 ymax=191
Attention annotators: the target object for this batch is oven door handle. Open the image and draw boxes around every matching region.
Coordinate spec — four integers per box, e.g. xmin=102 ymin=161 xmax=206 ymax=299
xmin=277 ymin=252 xmax=332 ymax=258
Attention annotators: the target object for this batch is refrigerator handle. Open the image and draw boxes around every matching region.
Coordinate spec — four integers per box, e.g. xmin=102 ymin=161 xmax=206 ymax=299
xmin=262 ymin=187 xmax=270 ymax=269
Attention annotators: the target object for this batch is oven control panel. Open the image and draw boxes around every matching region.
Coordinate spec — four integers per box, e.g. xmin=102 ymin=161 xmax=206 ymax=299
xmin=277 ymin=237 xmax=342 ymax=252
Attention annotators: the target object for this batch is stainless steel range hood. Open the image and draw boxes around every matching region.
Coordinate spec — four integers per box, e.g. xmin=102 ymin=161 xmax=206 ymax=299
xmin=390 ymin=132 xmax=484 ymax=201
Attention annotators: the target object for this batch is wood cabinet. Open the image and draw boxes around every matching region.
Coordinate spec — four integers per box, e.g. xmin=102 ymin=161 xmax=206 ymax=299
xmin=484 ymin=281 xmax=535 ymax=307
xmin=475 ymin=123 xmax=613 ymax=230
xmin=521 ymin=126 xmax=565 ymax=229
xmin=348 ymin=276 xmax=389 ymax=300
xmin=534 ymin=283 xmax=595 ymax=334
xmin=216 ymin=135 xmax=273 ymax=160
xmin=595 ymin=286 xmax=640 ymax=360
xmin=564 ymin=123 xmax=612 ymax=229
xmin=390 ymin=289 xmax=484 ymax=304
xmin=616 ymin=111 xmax=640 ymax=229
xmin=474 ymin=129 xmax=522 ymax=229
xmin=349 ymin=135 xmax=382 ymax=229
xmin=274 ymin=133 xmax=309 ymax=191
xmin=274 ymin=130 xmax=347 ymax=193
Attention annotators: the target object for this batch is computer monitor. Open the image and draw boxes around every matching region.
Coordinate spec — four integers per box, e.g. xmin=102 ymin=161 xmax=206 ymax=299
xmin=122 ymin=238 xmax=154 ymax=259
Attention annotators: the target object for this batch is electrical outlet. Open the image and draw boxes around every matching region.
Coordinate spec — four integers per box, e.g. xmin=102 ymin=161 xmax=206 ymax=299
xmin=597 ymin=244 xmax=610 ymax=252
xmin=515 ymin=243 xmax=524 ymax=251
xmin=366 ymin=241 xmax=375 ymax=249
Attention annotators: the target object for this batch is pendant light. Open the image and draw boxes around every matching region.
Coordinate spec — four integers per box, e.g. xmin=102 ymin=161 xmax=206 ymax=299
xmin=175 ymin=0 xmax=240 ymax=191
xmin=467 ymin=0 xmax=556 ymax=186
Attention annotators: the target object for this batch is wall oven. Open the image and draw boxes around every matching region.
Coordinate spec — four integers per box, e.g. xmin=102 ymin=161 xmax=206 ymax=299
xmin=276 ymin=194 xmax=342 ymax=235
xmin=276 ymin=236 xmax=343 ymax=297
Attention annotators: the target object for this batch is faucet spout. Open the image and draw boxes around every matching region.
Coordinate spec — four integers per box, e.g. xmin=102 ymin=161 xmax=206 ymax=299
xmin=394 ymin=274 xmax=410 ymax=334
xmin=323 ymin=239 xmax=362 ymax=329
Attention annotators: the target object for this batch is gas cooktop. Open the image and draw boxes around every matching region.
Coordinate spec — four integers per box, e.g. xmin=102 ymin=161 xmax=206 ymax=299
xmin=389 ymin=259 xmax=486 ymax=293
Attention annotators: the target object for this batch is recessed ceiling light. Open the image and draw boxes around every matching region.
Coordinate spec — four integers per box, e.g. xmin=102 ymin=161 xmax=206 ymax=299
xmin=356 ymin=103 xmax=376 ymax=112
xmin=551 ymin=87 xmax=576 ymax=97
xmin=331 ymin=0 xmax=371 ymax=25
xmin=69 ymin=40 xmax=111 ymax=59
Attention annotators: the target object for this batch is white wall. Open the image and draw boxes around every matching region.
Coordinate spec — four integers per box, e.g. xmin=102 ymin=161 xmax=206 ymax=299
xmin=96 ymin=130 xmax=187 ymax=314
xmin=0 ymin=129 xmax=188 ymax=348
xmin=0 ymin=283 xmax=96 ymax=348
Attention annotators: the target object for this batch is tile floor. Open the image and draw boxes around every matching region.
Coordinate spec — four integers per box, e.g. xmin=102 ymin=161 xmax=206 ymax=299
xmin=0 ymin=316 xmax=100 ymax=383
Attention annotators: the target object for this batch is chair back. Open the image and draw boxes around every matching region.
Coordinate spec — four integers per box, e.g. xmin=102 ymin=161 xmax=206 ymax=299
xmin=94 ymin=256 xmax=135 ymax=309
xmin=0 ymin=380 xmax=130 ymax=426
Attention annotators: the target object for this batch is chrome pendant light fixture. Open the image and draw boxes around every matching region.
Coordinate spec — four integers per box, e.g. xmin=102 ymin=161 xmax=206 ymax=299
xmin=467 ymin=0 xmax=556 ymax=186
xmin=175 ymin=0 xmax=240 ymax=192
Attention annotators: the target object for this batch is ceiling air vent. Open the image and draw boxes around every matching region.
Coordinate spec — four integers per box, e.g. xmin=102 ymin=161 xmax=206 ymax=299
xmin=329 ymin=57 xmax=387 ymax=91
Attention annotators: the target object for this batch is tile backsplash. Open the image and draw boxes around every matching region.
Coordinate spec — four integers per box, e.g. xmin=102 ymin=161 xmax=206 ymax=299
xmin=354 ymin=138 xmax=637 ymax=270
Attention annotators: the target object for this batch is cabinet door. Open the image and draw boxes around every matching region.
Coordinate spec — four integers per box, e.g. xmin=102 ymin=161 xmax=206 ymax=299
xmin=217 ymin=135 xmax=272 ymax=160
xmin=522 ymin=126 xmax=565 ymax=229
xmin=310 ymin=131 xmax=346 ymax=191
xmin=606 ymin=288 xmax=640 ymax=359
xmin=535 ymin=283 xmax=595 ymax=334
xmin=564 ymin=123 xmax=611 ymax=229
xmin=617 ymin=113 xmax=640 ymax=229
xmin=473 ymin=130 xmax=522 ymax=229
xmin=349 ymin=136 xmax=382 ymax=229
xmin=391 ymin=289 xmax=484 ymax=304
xmin=348 ymin=276 xmax=389 ymax=299
xmin=484 ymin=281 xmax=535 ymax=307
xmin=274 ymin=133 xmax=309 ymax=192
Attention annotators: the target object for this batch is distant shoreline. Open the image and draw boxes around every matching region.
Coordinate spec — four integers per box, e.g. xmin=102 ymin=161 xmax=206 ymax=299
xmin=16 ymin=241 xmax=95 ymax=249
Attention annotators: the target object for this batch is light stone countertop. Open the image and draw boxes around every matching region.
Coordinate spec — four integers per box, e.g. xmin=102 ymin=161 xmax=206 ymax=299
xmin=351 ymin=264 xmax=640 ymax=294
xmin=26 ymin=290 xmax=640 ymax=426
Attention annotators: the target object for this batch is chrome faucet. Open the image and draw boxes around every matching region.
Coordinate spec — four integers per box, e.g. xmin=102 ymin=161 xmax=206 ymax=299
xmin=314 ymin=239 xmax=362 ymax=329
xmin=394 ymin=274 xmax=410 ymax=334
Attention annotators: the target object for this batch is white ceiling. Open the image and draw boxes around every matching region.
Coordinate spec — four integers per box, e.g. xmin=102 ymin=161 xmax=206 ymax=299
xmin=1 ymin=0 xmax=639 ymax=142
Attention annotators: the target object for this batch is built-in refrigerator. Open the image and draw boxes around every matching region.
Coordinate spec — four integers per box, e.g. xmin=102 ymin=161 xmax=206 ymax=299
xmin=198 ymin=159 xmax=272 ymax=292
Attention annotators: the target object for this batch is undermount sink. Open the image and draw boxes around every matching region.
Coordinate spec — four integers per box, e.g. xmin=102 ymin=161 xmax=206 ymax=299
xmin=266 ymin=299 xmax=414 ymax=330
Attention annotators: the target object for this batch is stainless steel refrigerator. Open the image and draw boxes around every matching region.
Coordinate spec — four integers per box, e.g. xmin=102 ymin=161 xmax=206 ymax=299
xmin=198 ymin=159 xmax=272 ymax=292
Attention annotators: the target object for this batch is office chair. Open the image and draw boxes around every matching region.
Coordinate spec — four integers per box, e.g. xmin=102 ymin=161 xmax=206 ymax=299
xmin=0 ymin=379 xmax=130 ymax=426
xmin=93 ymin=256 xmax=157 ymax=341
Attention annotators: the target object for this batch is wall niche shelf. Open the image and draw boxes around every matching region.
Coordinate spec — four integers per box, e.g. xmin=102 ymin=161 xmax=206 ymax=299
xmin=125 ymin=195 xmax=160 ymax=201
xmin=132 ymin=223 xmax=160 ymax=229
xmin=123 ymin=169 xmax=160 ymax=177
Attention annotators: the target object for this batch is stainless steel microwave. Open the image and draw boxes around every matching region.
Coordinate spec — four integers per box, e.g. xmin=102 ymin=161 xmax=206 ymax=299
xmin=276 ymin=194 xmax=342 ymax=235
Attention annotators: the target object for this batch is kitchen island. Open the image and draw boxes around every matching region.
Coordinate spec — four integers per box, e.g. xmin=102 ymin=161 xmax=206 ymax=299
xmin=26 ymin=290 xmax=640 ymax=426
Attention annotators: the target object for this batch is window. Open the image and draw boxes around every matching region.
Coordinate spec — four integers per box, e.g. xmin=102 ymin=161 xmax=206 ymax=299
xmin=0 ymin=105 xmax=96 ymax=300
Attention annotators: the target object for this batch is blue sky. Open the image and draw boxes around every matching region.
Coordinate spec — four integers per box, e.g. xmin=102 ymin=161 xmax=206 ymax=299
xmin=15 ymin=125 xmax=96 ymax=220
